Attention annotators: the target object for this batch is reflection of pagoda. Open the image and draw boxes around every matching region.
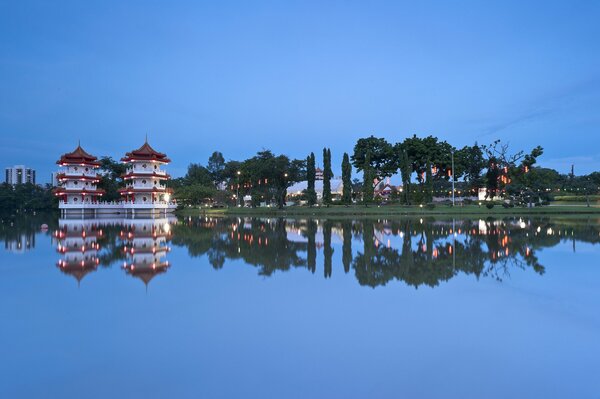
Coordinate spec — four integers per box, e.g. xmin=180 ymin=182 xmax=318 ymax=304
xmin=55 ymin=219 xmax=101 ymax=284
xmin=121 ymin=217 xmax=174 ymax=286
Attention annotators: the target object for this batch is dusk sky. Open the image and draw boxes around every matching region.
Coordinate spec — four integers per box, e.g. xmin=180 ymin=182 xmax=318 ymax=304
xmin=2 ymin=0 xmax=600 ymax=182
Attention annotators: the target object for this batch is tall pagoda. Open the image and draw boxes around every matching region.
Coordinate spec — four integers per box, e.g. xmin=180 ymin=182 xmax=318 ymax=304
xmin=55 ymin=144 xmax=105 ymax=206
xmin=119 ymin=140 xmax=174 ymax=209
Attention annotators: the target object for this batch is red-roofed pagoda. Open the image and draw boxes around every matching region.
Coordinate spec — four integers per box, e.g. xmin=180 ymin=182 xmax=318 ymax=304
xmin=55 ymin=139 xmax=176 ymax=216
xmin=119 ymin=139 xmax=175 ymax=215
xmin=55 ymin=144 xmax=105 ymax=213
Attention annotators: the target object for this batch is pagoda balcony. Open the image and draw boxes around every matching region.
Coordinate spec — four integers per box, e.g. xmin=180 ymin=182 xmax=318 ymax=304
xmin=123 ymin=171 xmax=170 ymax=179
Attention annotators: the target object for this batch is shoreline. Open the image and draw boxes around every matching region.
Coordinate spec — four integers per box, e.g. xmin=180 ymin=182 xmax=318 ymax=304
xmin=177 ymin=204 xmax=600 ymax=218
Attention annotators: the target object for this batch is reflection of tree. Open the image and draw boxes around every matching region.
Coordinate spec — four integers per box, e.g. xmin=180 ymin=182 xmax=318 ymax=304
xmin=174 ymin=218 xmax=309 ymax=276
xmin=165 ymin=216 xmax=600 ymax=288
xmin=323 ymin=220 xmax=334 ymax=278
xmin=305 ymin=220 xmax=317 ymax=274
xmin=342 ymin=221 xmax=352 ymax=273
xmin=0 ymin=212 xmax=57 ymax=251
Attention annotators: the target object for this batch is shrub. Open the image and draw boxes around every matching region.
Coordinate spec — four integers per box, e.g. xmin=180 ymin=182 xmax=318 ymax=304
xmin=426 ymin=203 xmax=436 ymax=210
xmin=486 ymin=203 xmax=495 ymax=209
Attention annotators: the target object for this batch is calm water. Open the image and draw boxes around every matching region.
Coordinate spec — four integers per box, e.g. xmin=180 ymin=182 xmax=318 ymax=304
xmin=1 ymin=213 xmax=599 ymax=398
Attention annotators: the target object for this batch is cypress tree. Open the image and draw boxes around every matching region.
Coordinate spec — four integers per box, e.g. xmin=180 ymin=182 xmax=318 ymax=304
xmin=341 ymin=152 xmax=352 ymax=205
xmin=362 ymin=150 xmax=374 ymax=206
xmin=323 ymin=148 xmax=332 ymax=207
xmin=306 ymin=152 xmax=317 ymax=207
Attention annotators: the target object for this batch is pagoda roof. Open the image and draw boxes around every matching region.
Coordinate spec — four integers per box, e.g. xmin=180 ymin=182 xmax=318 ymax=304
xmin=54 ymin=188 xmax=106 ymax=195
xmin=121 ymin=140 xmax=171 ymax=163
xmin=57 ymin=144 xmax=101 ymax=166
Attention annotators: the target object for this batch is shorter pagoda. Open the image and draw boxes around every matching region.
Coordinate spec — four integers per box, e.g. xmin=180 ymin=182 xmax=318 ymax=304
xmin=55 ymin=144 xmax=105 ymax=215
xmin=119 ymin=139 xmax=175 ymax=215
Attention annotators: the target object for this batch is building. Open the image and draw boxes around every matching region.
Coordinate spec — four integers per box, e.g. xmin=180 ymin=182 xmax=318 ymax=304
xmin=287 ymin=179 xmax=344 ymax=201
xmin=374 ymin=178 xmax=401 ymax=199
xmin=54 ymin=140 xmax=177 ymax=216
xmin=54 ymin=144 xmax=105 ymax=208
xmin=119 ymin=140 xmax=175 ymax=215
xmin=315 ymin=167 xmax=324 ymax=180
xmin=50 ymin=172 xmax=60 ymax=187
xmin=5 ymin=165 xmax=35 ymax=185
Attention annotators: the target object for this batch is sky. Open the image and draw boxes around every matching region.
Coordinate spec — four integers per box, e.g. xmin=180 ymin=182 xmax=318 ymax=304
xmin=1 ymin=0 xmax=600 ymax=183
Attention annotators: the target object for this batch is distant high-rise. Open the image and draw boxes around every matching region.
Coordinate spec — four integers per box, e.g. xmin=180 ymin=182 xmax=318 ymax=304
xmin=5 ymin=165 xmax=36 ymax=185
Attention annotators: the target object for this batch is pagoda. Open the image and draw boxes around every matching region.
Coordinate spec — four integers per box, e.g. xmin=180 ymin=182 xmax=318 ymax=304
xmin=120 ymin=139 xmax=175 ymax=215
xmin=55 ymin=143 xmax=105 ymax=214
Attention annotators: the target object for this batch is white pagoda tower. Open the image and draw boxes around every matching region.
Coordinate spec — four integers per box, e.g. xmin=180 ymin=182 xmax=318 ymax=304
xmin=120 ymin=139 xmax=176 ymax=215
xmin=55 ymin=144 xmax=105 ymax=215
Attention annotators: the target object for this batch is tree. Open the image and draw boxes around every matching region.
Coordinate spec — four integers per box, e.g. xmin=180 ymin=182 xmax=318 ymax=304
xmin=235 ymin=150 xmax=305 ymax=209
xmin=207 ymin=151 xmax=226 ymax=187
xmin=322 ymin=148 xmax=332 ymax=207
xmin=98 ymin=156 xmax=126 ymax=202
xmin=481 ymin=140 xmax=544 ymax=201
xmin=455 ymin=143 xmax=486 ymax=192
xmin=396 ymin=145 xmax=412 ymax=204
xmin=306 ymin=152 xmax=317 ymax=207
xmin=184 ymin=163 xmax=213 ymax=187
xmin=351 ymin=136 xmax=397 ymax=180
xmin=362 ymin=151 xmax=375 ymax=206
xmin=341 ymin=152 xmax=352 ymax=205
xmin=400 ymin=135 xmax=453 ymax=184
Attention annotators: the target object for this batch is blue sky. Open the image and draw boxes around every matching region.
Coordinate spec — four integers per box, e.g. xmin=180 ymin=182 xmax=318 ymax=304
xmin=1 ymin=0 xmax=600 ymax=182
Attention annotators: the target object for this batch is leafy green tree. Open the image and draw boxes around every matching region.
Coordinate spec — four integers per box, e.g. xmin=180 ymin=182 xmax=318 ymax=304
xmin=322 ymin=148 xmax=332 ymax=207
xmin=234 ymin=150 xmax=305 ymax=209
xmin=341 ymin=152 xmax=352 ymax=205
xmin=351 ymin=136 xmax=397 ymax=180
xmin=306 ymin=152 xmax=317 ymax=207
xmin=98 ymin=156 xmax=126 ymax=201
xmin=455 ymin=143 xmax=486 ymax=192
xmin=207 ymin=151 xmax=226 ymax=186
xmin=401 ymin=135 xmax=453 ymax=183
xmin=362 ymin=151 xmax=375 ymax=206
xmin=184 ymin=163 xmax=213 ymax=186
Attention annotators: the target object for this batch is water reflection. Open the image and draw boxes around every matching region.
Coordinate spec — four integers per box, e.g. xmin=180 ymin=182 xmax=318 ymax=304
xmin=173 ymin=216 xmax=600 ymax=288
xmin=54 ymin=217 xmax=175 ymax=286
xmin=39 ymin=215 xmax=600 ymax=288
xmin=121 ymin=218 xmax=172 ymax=285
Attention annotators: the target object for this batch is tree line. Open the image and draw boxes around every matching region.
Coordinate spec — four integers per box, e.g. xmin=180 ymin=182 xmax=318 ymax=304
xmin=4 ymin=134 xmax=599 ymax=212
xmin=165 ymin=134 xmax=600 ymax=208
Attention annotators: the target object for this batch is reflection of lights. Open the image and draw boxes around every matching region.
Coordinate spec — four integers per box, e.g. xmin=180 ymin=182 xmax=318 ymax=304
xmin=163 ymin=223 xmax=171 ymax=233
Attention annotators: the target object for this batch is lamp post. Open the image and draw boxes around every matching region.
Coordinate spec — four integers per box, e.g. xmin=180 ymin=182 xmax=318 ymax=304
xmin=236 ymin=171 xmax=241 ymax=207
xmin=451 ymin=149 xmax=455 ymax=206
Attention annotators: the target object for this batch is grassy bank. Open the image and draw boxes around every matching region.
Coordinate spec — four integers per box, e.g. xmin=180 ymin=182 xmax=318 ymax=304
xmin=177 ymin=204 xmax=600 ymax=217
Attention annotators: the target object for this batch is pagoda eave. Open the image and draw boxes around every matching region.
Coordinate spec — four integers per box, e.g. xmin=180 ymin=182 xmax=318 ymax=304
xmin=121 ymin=157 xmax=171 ymax=163
xmin=122 ymin=172 xmax=171 ymax=179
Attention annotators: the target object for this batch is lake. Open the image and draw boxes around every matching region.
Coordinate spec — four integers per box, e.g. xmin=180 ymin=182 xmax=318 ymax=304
xmin=1 ymin=214 xmax=599 ymax=398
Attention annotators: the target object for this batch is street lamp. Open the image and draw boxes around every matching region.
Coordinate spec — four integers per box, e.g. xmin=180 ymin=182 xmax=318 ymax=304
xmin=451 ymin=149 xmax=455 ymax=206
xmin=236 ymin=171 xmax=241 ymax=207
